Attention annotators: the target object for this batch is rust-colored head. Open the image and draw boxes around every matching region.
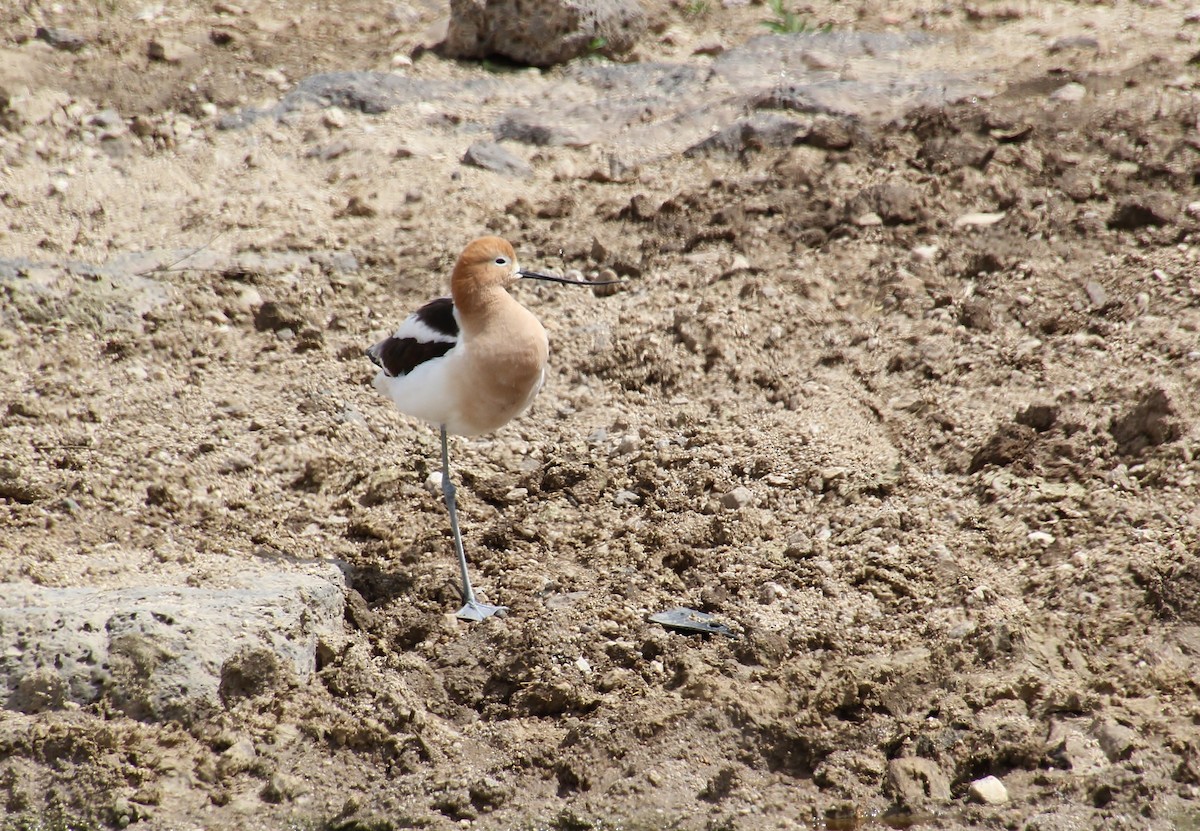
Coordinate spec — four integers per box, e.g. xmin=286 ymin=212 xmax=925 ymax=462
xmin=449 ymin=236 xmax=618 ymax=316
xmin=450 ymin=236 xmax=521 ymax=299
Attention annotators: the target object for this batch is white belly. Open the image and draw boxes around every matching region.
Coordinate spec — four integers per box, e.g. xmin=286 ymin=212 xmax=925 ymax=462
xmin=373 ymin=347 xmax=545 ymax=437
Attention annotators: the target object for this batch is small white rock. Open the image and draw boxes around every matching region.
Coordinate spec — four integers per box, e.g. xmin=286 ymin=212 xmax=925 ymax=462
xmin=322 ymin=107 xmax=348 ymax=129
xmin=758 ymin=581 xmax=788 ymax=604
xmin=616 ymin=435 xmax=640 ymax=455
xmin=613 ymin=489 xmax=641 ymax=507
xmin=1050 ymin=82 xmax=1087 ymax=103
xmin=720 ymin=486 xmax=754 ymax=509
xmin=425 ymin=472 xmax=444 ymax=493
xmin=236 ymin=286 xmax=263 ymax=311
xmin=260 ymin=68 xmax=288 ymax=88
xmin=968 ymin=775 xmax=1009 ymax=805
xmin=1028 ymin=530 xmax=1056 ymax=545
xmin=954 ymin=211 xmax=1006 ymax=228
xmin=504 ymin=487 xmax=528 ymax=502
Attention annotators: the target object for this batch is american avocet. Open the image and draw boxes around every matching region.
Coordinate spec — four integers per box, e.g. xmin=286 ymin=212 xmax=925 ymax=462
xmin=367 ymin=236 xmax=613 ymax=622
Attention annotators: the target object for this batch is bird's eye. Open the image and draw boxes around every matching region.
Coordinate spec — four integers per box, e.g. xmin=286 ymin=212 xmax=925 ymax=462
xmin=494 ymin=256 xmax=509 ymax=266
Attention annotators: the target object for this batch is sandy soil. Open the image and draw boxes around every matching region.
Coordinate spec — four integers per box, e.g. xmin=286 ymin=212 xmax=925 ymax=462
xmin=3 ymin=0 xmax=1200 ymax=829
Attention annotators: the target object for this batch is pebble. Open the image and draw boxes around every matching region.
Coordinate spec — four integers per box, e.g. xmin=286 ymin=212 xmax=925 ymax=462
xmin=758 ymin=581 xmax=788 ymax=604
xmin=720 ymin=486 xmax=754 ymax=509
xmin=36 ymin=26 xmax=87 ymax=52
xmin=90 ymin=109 xmax=124 ymax=131
xmin=235 ymin=286 xmax=263 ymax=312
xmin=968 ymin=775 xmax=1009 ymax=805
xmin=425 ymin=472 xmax=444 ymax=494
xmin=692 ymin=39 xmax=726 ymax=56
xmin=613 ymin=489 xmax=641 ymax=507
xmin=1028 ymin=530 xmax=1056 ymax=545
xmin=1084 ymin=281 xmax=1108 ymax=308
xmin=504 ymin=487 xmax=528 ymax=502
xmin=954 ymin=211 xmax=1006 ymax=228
xmin=260 ymin=68 xmax=289 ymax=88
xmin=147 ymin=38 xmax=196 ymax=64
xmin=339 ymin=408 xmax=368 ymax=428
xmin=462 ymin=141 xmax=532 ymax=178
xmin=616 ymin=435 xmax=640 ymax=455
xmin=322 ymin=108 xmax=348 ymax=130
xmin=1050 ymin=82 xmax=1088 ymax=103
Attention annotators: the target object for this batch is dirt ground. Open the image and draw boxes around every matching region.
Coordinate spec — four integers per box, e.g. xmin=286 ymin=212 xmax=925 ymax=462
xmin=3 ymin=0 xmax=1200 ymax=828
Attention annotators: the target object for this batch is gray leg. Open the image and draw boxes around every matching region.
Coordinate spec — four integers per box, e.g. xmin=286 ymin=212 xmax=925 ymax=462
xmin=440 ymin=425 xmax=506 ymax=622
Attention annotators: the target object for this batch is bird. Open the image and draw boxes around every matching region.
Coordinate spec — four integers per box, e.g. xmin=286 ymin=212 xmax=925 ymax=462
xmin=366 ymin=236 xmax=615 ymax=622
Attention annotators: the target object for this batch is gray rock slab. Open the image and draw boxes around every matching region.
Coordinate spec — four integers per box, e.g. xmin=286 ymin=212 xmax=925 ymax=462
xmin=684 ymin=113 xmax=809 ymax=157
xmin=710 ymin=31 xmax=934 ymax=88
xmin=218 ymin=72 xmax=498 ymax=130
xmin=214 ymin=31 xmax=992 ymax=164
xmin=462 ymin=140 xmax=533 ymax=177
xmin=0 ymin=249 xmax=357 ymax=331
xmin=0 ymin=565 xmax=346 ymax=723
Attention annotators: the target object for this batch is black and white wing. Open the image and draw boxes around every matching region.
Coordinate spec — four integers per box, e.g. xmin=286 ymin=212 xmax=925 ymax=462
xmin=366 ymin=296 xmax=459 ymax=378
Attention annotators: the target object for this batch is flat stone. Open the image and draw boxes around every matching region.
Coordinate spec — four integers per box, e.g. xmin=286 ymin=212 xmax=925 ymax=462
xmin=35 ymin=26 xmax=87 ymax=52
xmin=0 ymin=566 xmax=345 ymax=723
xmin=462 ymin=140 xmax=533 ymax=177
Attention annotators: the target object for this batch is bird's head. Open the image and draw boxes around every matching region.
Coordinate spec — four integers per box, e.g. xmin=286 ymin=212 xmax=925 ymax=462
xmin=453 ymin=236 xmax=522 ymax=291
xmin=450 ymin=236 xmax=622 ymax=304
